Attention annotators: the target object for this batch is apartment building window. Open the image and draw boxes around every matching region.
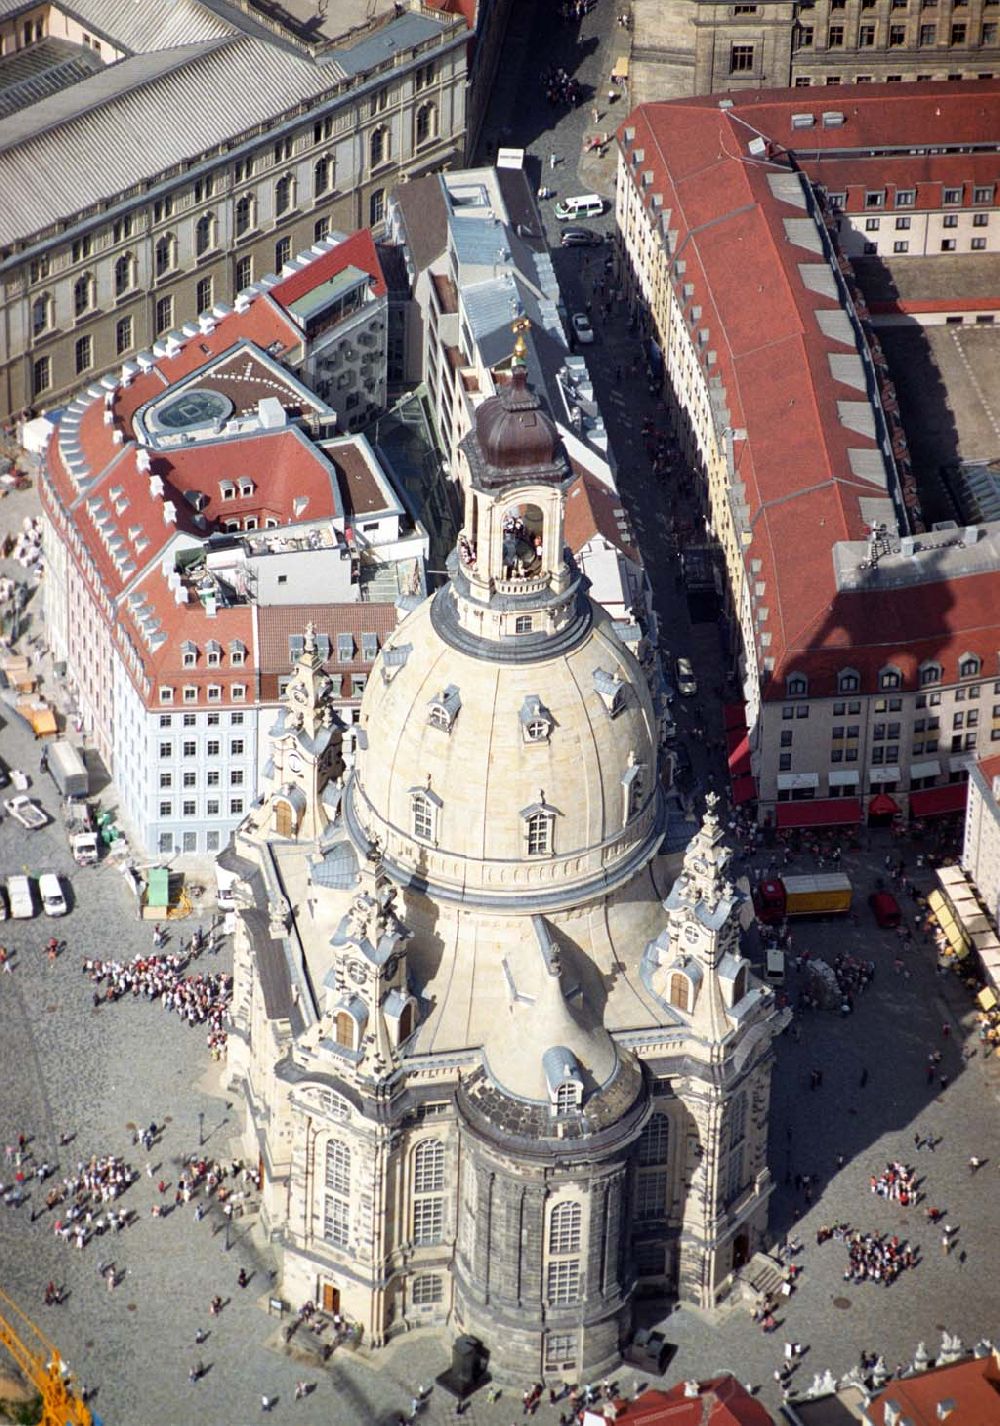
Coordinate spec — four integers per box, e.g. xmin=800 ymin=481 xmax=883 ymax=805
xmin=865 ymin=217 xmax=881 ymax=232
xmin=32 ymin=356 xmax=51 ymax=396
xmin=116 ymin=315 xmax=133 ymax=356
xmin=275 ymin=237 xmax=291 ymax=269
xmin=234 ymin=155 xmax=255 ymax=183
xmin=74 ymin=273 xmax=94 ymax=317
xmin=314 ymin=216 xmax=330 ymax=242
xmin=31 ymin=293 xmax=51 ymax=335
xmin=183 ymin=772 xmax=196 ymax=789
xmin=370 ymin=126 xmax=389 ymax=168
xmin=155 ymin=295 xmax=173 ymax=334
xmin=153 ymin=196 xmax=174 ymax=223
xmin=275 ymin=174 xmax=294 ymax=216
xmin=894 ymin=240 xmax=910 ymax=252
xmin=194 ymin=174 xmax=214 ymax=202
xmin=972 ymin=237 xmax=988 ymax=249
xmin=154 ymin=233 xmax=176 ymax=278
xmin=943 ymin=214 xmax=959 ymax=228
xmin=415 ymin=102 xmax=438 ymax=147
xmin=369 ymin=188 xmax=385 ymax=225
xmin=919 ymin=21 xmax=937 ymax=40
xmin=779 ymin=754 xmax=792 ymax=772
xmin=795 ymin=24 xmax=815 ymax=44
xmin=314 ymin=156 xmax=333 ymax=196
xmin=196 ymin=276 xmax=213 ymax=314
xmin=860 ymin=23 xmax=876 ymax=43
xmin=895 ymin=215 xmax=912 ymax=231
xmin=182 ymin=739 xmax=196 ymax=757
xmin=195 ymin=213 xmax=215 ymax=257
xmin=230 ymin=798 xmax=244 ymax=815
xmin=113 ymin=216 xmax=133 ymax=243
xmin=114 ymin=253 xmax=135 ymax=297
xmin=780 ymin=730 xmax=793 ymax=748
xmin=828 ymin=24 xmax=845 ymax=43
xmin=71 ymin=235 xmax=92 ymax=263
xmin=896 ymin=188 xmax=915 ymax=206
xmin=75 ymin=335 xmax=93 ymax=374
xmin=159 ymin=801 xmax=172 ymax=818
xmin=235 ymin=195 xmax=255 ymax=238
xmin=159 ymin=742 xmax=173 ymax=759
xmin=160 ymin=773 xmax=172 ymax=790
xmin=974 ymin=186 xmax=995 ymax=203
xmin=28 ymin=256 xmax=49 ymax=284
xmin=951 ymin=13 xmax=967 ymax=32
xmin=941 ymin=239 xmax=957 ymax=250
xmin=730 ymin=42 xmax=755 ymax=69
xmin=415 ymin=60 xmax=436 ymax=89
xmin=973 ymin=213 xmax=990 ymax=227
xmin=314 ymin=115 xmax=334 ymax=143
xmin=889 ymin=23 xmax=906 ymax=41
xmin=230 ymin=738 xmax=244 ymax=756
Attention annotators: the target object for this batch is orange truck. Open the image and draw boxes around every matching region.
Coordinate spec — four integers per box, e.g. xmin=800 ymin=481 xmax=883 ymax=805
xmin=754 ymin=873 xmax=852 ymax=924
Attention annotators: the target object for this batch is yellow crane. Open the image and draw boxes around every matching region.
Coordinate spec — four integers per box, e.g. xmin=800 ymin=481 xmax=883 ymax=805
xmin=0 ymin=1286 xmax=93 ymax=1426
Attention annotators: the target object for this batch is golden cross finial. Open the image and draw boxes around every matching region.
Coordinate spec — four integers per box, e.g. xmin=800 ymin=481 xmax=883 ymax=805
xmin=511 ymin=316 xmax=531 ymax=363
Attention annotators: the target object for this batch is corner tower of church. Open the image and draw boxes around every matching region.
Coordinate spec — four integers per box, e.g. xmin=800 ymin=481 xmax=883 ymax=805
xmin=224 ymin=345 xmax=788 ymax=1384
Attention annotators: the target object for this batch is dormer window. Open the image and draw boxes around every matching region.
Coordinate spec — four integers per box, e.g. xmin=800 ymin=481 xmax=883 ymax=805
xmin=219 ymin=480 xmax=235 ymax=500
xmin=410 ymin=786 xmax=441 ymax=843
xmin=229 ymin=640 xmax=246 ymax=667
xmin=879 ymin=665 xmax=902 ymax=691
xmin=543 ymin=1049 xmax=584 ymax=1114
xmin=919 ymin=661 xmax=942 ymax=687
xmin=206 ymin=640 xmax=222 ymax=667
xmin=594 ymin=668 xmax=626 ymax=717
xmin=837 ymin=668 xmax=860 ymax=694
xmin=520 ymin=695 xmax=552 ymax=744
xmin=337 ymin=633 xmax=355 ymax=663
xmin=183 ymin=685 xmax=197 ymax=703
xmin=239 ymin=477 xmax=254 ymax=498
xmin=427 ymin=685 xmax=461 ymax=733
xmin=959 ymin=654 xmax=981 ymax=679
xmin=555 ymin=1081 xmax=581 ymax=1114
xmin=622 ymin=758 xmax=647 ymax=823
xmin=159 ymin=686 xmax=174 ymax=704
xmin=786 ymin=673 xmax=808 ymax=698
xmin=181 ymin=641 xmax=197 ymax=668
xmin=522 ymin=799 xmax=556 ymax=856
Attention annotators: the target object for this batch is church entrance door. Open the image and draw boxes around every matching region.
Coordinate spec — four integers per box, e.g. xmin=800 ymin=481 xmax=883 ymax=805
xmin=732 ymin=1233 xmax=750 ymax=1272
xmin=274 ymin=799 xmax=294 ymax=837
xmin=322 ymin=1283 xmax=340 ymax=1314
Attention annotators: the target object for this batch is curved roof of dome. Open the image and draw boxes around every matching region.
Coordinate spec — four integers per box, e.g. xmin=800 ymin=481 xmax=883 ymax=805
xmin=349 ymin=592 xmax=661 ymax=906
xmin=473 ymin=367 xmax=562 ymax=475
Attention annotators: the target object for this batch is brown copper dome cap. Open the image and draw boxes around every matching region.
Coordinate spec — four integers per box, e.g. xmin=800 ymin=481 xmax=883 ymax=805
xmin=474 ymin=367 xmax=561 ymax=473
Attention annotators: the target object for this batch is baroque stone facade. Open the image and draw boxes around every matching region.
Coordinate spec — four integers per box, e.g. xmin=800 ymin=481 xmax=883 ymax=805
xmin=224 ymin=353 xmax=787 ymax=1381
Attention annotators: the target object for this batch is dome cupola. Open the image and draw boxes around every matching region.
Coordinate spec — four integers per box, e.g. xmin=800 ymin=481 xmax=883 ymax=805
xmin=473 ymin=366 xmax=565 ymax=485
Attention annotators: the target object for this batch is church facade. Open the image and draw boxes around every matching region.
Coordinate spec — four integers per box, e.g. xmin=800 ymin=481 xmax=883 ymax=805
xmin=223 ymin=348 xmax=788 ymax=1382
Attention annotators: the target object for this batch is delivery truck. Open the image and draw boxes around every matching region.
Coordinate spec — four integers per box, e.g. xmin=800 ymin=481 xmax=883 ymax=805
xmin=46 ymin=740 xmax=89 ymax=800
xmin=753 ymin=873 xmax=852 ymax=924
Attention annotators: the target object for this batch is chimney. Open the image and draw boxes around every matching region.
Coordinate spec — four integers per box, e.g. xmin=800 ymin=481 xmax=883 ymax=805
xmin=936 ymin=1401 xmax=956 ymax=1421
xmin=683 ymin=1382 xmax=700 ymax=1399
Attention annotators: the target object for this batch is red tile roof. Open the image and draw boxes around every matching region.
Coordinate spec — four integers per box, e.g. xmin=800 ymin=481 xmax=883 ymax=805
xmin=598 ymin=1375 xmax=774 ymax=1426
xmin=564 ymin=469 xmax=640 ymax=565
xmin=256 ymin=601 xmax=399 ymax=701
xmin=269 ymin=227 xmax=387 ymax=307
xmin=866 ymin=1352 xmax=1000 ymax=1425
xmin=620 ymin=83 xmax=1000 ymax=698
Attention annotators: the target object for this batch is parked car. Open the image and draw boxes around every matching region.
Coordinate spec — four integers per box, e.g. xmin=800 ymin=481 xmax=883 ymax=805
xmin=675 ymin=656 xmax=698 ymax=697
xmin=39 ymin=873 xmax=68 ymax=917
xmin=869 ymin=890 xmax=902 ymax=929
xmin=4 ymin=795 xmax=48 ymax=830
xmin=560 ymin=226 xmax=603 ymax=247
xmin=571 ymin=311 xmax=595 ymax=344
xmin=6 ymin=875 xmax=35 ymax=919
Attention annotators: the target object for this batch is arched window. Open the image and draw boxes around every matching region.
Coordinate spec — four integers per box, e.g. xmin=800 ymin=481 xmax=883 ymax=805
xmin=369 ymin=188 xmax=385 ymax=226
xmin=412 ymin=1139 xmax=444 ymax=1245
xmin=525 ymin=810 xmax=551 ymax=857
xmin=195 ymin=213 xmax=214 ymax=257
xmin=334 ymin=1010 xmax=354 ymax=1048
xmin=235 ymin=194 xmax=254 ymax=238
xmin=370 ymin=125 xmax=388 ymax=168
xmin=31 ymin=293 xmax=51 ymax=336
xmin=415 ymin=102 xmax=437 ymax=146
xmin=398 ymin=1001 xmax=415 ymax=1043
xmin=837 ymin=669 xmax=860 ymax=694
xmin=637 ymin=1113 xmax=669 ymax=1166
xmin=323 ymin=1140 xmax=351 ymax=1247
xmin=669 ymin=973 xmax=690 ymax=1012
xmin=733 ymin=964 xmax=750 ymax=1003
xmin=314 ymin=157 xmax=332 ymax=196
xmin=154 ymin=233 xmax=175 ymax=279
xmin=73 ymin=273 xmax=94 ymax=317
xmin=114 ymin=253 xmax=134 ymax=297
xmin=411 ymin=790 xmax=435 ymax=842
xmin=429 ymin=705 xmax=450 ymax=731
xmin=275 ymin=174 xmax=294 ymax=216
xmin=548 ymin=1201 xmax=582 ymax=1255
xmin=413 ymin=1139 xmax=444 ymax=1193
xmin=554 ymin=1081 xmax=580 ymax=1115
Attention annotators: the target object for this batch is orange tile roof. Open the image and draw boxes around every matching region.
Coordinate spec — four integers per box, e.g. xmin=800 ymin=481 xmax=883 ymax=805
xmin=269 ymin=227 xmax=386 ymax=307
xmin=621 ymin=83 xmax=1000 ymax=698
xmin=564 ymin=469 xmax=640 ymax=565
xmin=601 ymin=1375 xmax=775 ymax=1426
xmin=866 ymin=1352 xmax=1000 ymax=1425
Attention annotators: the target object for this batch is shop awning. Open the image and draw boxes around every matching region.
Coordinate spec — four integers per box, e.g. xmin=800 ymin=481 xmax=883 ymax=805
xmin=776 ymin=797 xmax=862 ymax=829
xmin=909 ymin=759 xmax=942 ymax=780
xmin=909 ymin=783 xmax=967 ymax=818
xmin=869 ymin=792 xmax=900 ymax=816
xmin=724 ymin=702 xmax=747 ymax=731
xmin=978 ymin=987 xmax=998 ymax=1011
xmin=777 ymin=771 xmax=820 ymax=791
xmin=612 ymin=54 xmax=630 ymax=79
xmin=731 ymin=774 xmax=757 ymax=805
xmin=829 ymin=769 xmax=860 ymax=786
xmin=726 ymin=727 xmax=751 ymax=778
xmin=927 ymin=888 xmax=970 ymax=959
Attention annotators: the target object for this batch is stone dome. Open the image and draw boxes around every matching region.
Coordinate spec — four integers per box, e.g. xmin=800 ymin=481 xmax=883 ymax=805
xmin=345 ymin=591 xmax=663 ymax=910
xmin=474 ymin=368 xmax=563 ymax=475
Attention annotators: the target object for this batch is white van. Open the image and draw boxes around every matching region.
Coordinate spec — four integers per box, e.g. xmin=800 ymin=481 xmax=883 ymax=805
xmin=764 ymin=946 xmax=785 ymax=986
xmin=7 ymin=875 xmax=35 ymax=919
xmin=39 ymin=873 xmax=68 ymax=917
xmin=555 ymin=193 xmax=605 ymax=221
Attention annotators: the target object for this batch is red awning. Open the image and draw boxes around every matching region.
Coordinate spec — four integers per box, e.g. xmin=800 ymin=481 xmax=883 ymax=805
xmin=724 ymin=701 xmax=748 ymax=732
xmin=909 ymin=783 xmax=968 ymax=818
xmin=869 ymin=792 xmax=900 ymax=817
xmin=731 ymin=774 xmax=757 ymax=805
xmin=775 ymin=797 xmax=863 ymax=829
xmin=726 ymin=727 xmax=751 ymax=778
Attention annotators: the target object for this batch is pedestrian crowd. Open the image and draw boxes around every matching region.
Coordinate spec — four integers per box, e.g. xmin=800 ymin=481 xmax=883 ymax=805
xmin=870 ymin=1161 xmax=919 ymax=1205
xmin=82 ymin=953 xmax=231 ymax=1052
xmin=49 ymin=1154 xmax=137 ymax=1249
xmin=541 ymin=65 xmax=581 ymax=106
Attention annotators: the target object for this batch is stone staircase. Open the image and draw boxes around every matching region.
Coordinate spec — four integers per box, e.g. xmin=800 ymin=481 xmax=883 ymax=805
xmin=733 ymin=1250 xmax=787 ymax=1305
